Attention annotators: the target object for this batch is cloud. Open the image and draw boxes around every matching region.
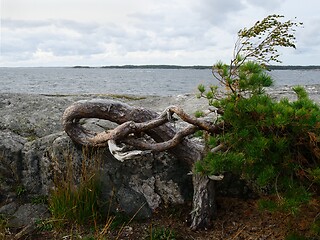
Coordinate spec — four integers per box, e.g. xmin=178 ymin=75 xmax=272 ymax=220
xmin=194 ymin=0 xmax=246 ymax=25
xmin=1 ymin=0 xmax=320 ymax=66
xmin=245 ymin=0 xmax=285 ymax=10
xmin=3 ymin=14 xmax=203 ymax=60
xmin=290 ymin=16 xmax=320 ymax=65
xmin=1 ymin=18 xmax=114 ymax=61
xmin=298 ymin=18 xmax=320 ymax=48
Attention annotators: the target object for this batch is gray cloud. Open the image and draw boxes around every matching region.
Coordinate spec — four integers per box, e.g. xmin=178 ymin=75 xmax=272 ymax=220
xmin=1 ymin=0 xmax=319 ymax=66
xmin=194 ymin=0 xmax=246 ymax=24
xmin=2 ymin=18 xmax=114 ymax=59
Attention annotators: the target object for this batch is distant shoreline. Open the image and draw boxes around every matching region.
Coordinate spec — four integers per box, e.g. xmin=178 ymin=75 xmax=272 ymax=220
xmin=72 ymin=65 xmax=320 ymax=70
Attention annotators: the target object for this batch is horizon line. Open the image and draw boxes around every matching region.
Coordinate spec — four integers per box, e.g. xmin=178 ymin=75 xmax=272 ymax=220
xmin=1 ymin=64 xmax=320 ymax=69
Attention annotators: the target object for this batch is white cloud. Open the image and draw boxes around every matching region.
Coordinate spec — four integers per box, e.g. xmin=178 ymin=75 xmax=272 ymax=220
xmin=245 ymin=0 xmax=285 ymax=10
xmin=1 ymin=0 xmax=320 ymax=66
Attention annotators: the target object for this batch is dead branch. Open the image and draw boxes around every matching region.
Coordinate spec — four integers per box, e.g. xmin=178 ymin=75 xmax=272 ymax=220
xmin=62 ymin=99 xmax=223 ymax=167
xmin=62 ymin=98 xmax=224 ymax=230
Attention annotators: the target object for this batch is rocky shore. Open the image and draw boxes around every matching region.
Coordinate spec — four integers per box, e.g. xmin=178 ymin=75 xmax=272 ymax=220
xmin=0 ymin=85 xmax=319 ymax=238
xmin=0 ymin=92 xmax=209 ymax=238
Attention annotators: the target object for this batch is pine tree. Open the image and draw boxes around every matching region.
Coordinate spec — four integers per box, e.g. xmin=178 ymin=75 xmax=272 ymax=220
xmin=196 ymin=15 xmax=319 ymax=213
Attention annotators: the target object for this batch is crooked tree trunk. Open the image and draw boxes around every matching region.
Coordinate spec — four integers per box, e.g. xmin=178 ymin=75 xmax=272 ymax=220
xmin=190 ymin=174 xmax=216 ymax=230
xmin=62 ymin=99 xmax=221 ymax=230
xmin=63 ymin=99 xmax=202 ymax=167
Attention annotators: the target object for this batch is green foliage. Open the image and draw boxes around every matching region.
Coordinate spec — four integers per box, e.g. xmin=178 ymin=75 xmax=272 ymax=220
xmin=285 ymin=233 xmax=308 ymax=240
xmin=149 ymin=226 xmax=177 ymax=240
xmin=35 ymin=219 xmax=54 ymax=232
xmin=15 ymin=185 xmax=27 ymax=197
xmin=207 ymin=15 xmax=302 ymax=97
xmin=197 ymin=15 xmax=319 ymax=214
xmin=308 ymin=167 xmax=320 ymax=184
xmin=194 ymin=110 xmax=205 ymax=118
xmin=257 ymin=199 xmax=278 ymax=212
xmin=237 ymin=14 xmax=302 ymax=64
xmin=198 ymin=81 xmax=319 ymax=212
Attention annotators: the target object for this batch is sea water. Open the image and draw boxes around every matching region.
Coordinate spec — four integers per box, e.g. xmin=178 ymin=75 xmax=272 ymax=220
xmin=0 ymin=67 xmax=319 ymax=96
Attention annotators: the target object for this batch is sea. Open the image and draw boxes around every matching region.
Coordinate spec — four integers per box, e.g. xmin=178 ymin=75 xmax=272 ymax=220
xmin=0 ymin=67 xmax=319 ymax=96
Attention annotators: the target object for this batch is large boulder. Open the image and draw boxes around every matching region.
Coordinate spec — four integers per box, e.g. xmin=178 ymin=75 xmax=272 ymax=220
xmin=47 ymin=132 xmax=192 ymax=219
xmin=0 ymin=93 xmax=196 ymax=230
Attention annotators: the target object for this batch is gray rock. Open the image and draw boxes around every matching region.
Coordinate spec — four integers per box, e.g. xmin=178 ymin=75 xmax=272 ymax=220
xmin=0 ymin=93 xmax=67 ymax=138
xmin=0 ymin=130 xmax=26 ymax=200
xmin=116 ymin=187 xmax=152 ymax=219
xmin=41 ymin=134 xmax=187 ymax=220
xmin=0 ymin=92 xmax=249 ymax=224
xmin=8 ymin=203 xmax=50 ymax=228
xmin=0 ymin=131 xmax=26 ymax=180
xmin=21 ymin=132 xmax=64 ymax=195
xmin=0 ymin=202 xmax=18 ymax=215
xmin=0 ymin=93 xmax=204 ymax=139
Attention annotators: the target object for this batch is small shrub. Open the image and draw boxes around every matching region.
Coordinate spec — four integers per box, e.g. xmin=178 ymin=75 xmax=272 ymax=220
xmin=194 ymin=110 xmax=204 ymax=118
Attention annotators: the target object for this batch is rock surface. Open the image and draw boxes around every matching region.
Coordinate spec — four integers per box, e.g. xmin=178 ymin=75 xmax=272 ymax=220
xmin=0 ymin=93 xmax=202 ymax=231
xmin=0 ymin=87 xmax=319 ymax=231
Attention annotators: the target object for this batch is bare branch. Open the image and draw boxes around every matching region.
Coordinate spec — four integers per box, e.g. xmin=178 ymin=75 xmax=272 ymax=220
xmin=63 ymin=99 xmax=211 ymax=168
xmin=108 ymin=140 xmax=145 ymax=162
xmin=63 ymin=100 xmax=223 ymax=149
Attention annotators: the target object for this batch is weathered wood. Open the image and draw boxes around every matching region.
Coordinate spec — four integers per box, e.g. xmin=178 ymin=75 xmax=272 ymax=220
xmin=190 ymin=174 xmax=216 ymax=230
xmin=63 ymin=99 xmax=205 ymax=168
xmin=62 ymin=99 xmax=224 ymax=230
xmin=62 ymin=99 xmax=224 ymax=167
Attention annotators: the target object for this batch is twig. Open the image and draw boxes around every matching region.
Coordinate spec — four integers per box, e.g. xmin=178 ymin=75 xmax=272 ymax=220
xmin=230 ymin=226 xmax=246 ymax=240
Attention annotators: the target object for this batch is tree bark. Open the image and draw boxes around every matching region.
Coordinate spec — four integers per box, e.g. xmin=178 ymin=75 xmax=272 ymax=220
xmin=190 ymin=174 xmax=216 ymax=230
xmin=62 ymin=99 xmax=222 ymax=230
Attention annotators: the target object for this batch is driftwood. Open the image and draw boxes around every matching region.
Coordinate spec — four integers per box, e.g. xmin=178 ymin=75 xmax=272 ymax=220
xmin=62 ymin=99 xmax=224 ymax=230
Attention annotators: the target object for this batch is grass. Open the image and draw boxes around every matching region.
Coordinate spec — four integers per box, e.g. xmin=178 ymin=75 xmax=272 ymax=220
xmin=150 ymin=226 xmax=178 ymax=240
xmin=49 ymin=174 xmax=102 ymax=227
xmin=49 ymin=147 xmax=103 ymax=228
xmin=47 ymin=146 xmax=143 ymax=239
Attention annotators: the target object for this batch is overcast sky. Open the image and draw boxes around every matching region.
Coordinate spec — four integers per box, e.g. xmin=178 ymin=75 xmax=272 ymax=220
xmin=1 ymin=0 xmax=319 ymax=67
